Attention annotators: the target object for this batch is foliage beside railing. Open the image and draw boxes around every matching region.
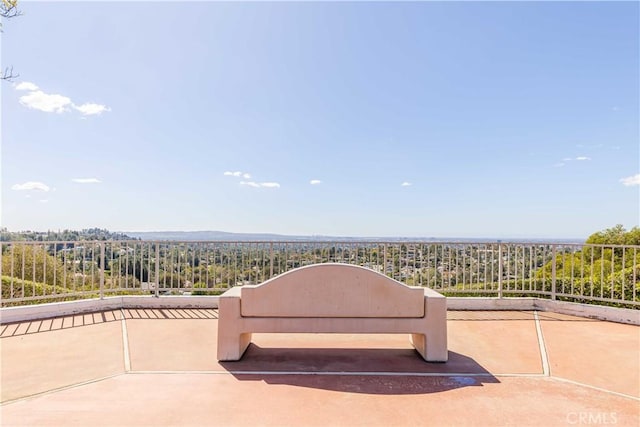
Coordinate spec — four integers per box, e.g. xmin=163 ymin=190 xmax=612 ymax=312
xmin=1 ymin=276 xmax=96 ymax=307
xmin=1 ymin=240 xmax=638 ymax=309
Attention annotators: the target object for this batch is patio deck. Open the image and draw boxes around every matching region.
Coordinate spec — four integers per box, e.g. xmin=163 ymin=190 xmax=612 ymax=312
xmin=1 ymin=309 xmax=638 ymax=426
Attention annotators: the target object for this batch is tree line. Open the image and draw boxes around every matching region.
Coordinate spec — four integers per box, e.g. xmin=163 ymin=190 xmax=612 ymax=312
xmin=2 ymin=225 xmax=639 ymax=307
xmin=0 ymin=228 xmax=135 ymax=242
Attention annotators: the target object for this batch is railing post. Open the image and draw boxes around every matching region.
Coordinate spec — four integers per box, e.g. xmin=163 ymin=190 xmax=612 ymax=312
xmin=498 ymin=242 xmax=503 ymax=299
xmin=551 ymin=245 xmax=557 ymax=300
xmin=155 ymin=243 xmax=160 ymax=298
xmin=99 ymin=242 xmax=105 ymax=300
xmin=383 ymin=244 xmax=387 ymax=277
xmin=269 ymin=242 xmax=274 ymax=278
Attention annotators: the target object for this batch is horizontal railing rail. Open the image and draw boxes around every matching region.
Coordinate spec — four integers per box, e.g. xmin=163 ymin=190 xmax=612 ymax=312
xmin=1 ymin=240 xmax=638 ymax=308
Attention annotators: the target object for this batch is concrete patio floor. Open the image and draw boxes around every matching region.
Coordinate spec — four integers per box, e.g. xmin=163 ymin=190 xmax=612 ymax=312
xmin=1 ymin=309 xmax=638 ymax=426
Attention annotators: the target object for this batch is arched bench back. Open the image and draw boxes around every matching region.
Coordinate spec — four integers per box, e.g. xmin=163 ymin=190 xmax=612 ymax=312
xmin=240 ymin=263 xmax=425 ymax=318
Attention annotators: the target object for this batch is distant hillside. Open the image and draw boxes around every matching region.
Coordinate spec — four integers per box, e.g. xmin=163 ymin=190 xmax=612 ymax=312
xmin=0 ymin=228 xmax=134 ymax=242
xmin=124 ymin=230 xmax=315 ymax=241
xmin=123 ymin=230 xmax=394 ymax=241
xmin=0 ymin=227 xmax=584 ymax=243
xmin=122 ymin=231 xmax=583 ymax=243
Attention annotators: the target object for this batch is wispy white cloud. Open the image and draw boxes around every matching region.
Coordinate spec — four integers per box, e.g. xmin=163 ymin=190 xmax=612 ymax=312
xmin=15 ymin=81 xmax=39 ymax=91
xmin=73 ymin=103 xmax=111 ymax=116
xmin=11 ymin=181 xmax=50 ymax=192
xmin=16 ymin=82 xmax=110 ymax=116
xmin=39 ymin=199 xmax=49 ymax=204
xmin=620 ymin=174 xmax=640 ymax=187
xmin=228 ymin=170 xmax=277 ymax=188
xmin=310 ymin=179 xmax=322 ymax=185
xmin=240 ymin=181 xmax=280 ymax=189
xmin=224 ymin=171 xmax=251 ymax=179
xmin=556 ymin=156 xmax=591 ymax=166
xmin=19 ymin=90 xmax=73 ymax=113
xmin=72 ymin=178 xmax=102 ymax=184
xmin=401 ymin=182 xmax=412 ymax=187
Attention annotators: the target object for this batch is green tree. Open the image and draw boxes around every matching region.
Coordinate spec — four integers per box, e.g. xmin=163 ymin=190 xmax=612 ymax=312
xmin=537 ymin=225 xmax=640 ymax=302
xmin=2 ymin=244 xmax=67 ymax=286
xmin=586 ymin=224 xmax=640 ymax=245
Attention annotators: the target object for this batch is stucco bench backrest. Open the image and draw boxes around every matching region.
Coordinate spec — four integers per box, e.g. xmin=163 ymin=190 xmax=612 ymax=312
xmin=240 ymin=263 xmax=425 ymax=318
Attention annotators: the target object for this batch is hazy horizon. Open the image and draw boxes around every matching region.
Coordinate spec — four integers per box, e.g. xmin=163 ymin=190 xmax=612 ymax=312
xmin=3 ymin=227 xmax=587 ymax=242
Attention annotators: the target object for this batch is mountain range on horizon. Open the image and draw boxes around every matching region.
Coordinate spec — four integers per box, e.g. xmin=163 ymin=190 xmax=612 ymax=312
xmin=122 ymin=230 xmax=585 ymax=243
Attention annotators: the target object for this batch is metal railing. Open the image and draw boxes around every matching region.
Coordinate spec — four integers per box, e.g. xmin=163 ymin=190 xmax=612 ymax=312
xmin=1 ymin=240 xmax=638 ymax=308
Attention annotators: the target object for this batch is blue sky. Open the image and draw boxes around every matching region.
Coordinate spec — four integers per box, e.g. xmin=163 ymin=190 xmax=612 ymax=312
xmin=2 ymin=1 xmax=638 ymax=239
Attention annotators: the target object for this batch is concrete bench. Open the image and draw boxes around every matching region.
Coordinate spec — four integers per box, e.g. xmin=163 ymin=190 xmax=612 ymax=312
xmin=217 ymin=263 xmax=448 ymax=362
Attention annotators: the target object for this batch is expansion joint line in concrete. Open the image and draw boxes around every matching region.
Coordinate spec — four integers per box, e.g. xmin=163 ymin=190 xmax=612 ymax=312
xmin=2 ymin=371 xmax=638 ymax=406
xmin=0 ymin=373 xmax=123 ymax=406
xmin=533 ymin=310 xmax=550 ymax=376
xmin=120 ymin=309 xmax=132 ymax=372
xmin=127 ymin=370 xmax=640 ymax=401
xmin=130 ymin=370 xmax=544 ymax=377
xmin=550 ymin=376 xmax=640 ymax=402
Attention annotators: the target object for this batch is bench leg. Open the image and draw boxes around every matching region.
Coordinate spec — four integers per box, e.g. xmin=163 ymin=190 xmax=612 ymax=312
xmin=410 ymin=332 xmax=447 ymax=362
xmin=411 ymin=295 xmax=448 ymax=362
xmin=217 ymin=294 xmax=252 ymax=361
xmin=218 ymin=331 xmax=253 ymax=361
